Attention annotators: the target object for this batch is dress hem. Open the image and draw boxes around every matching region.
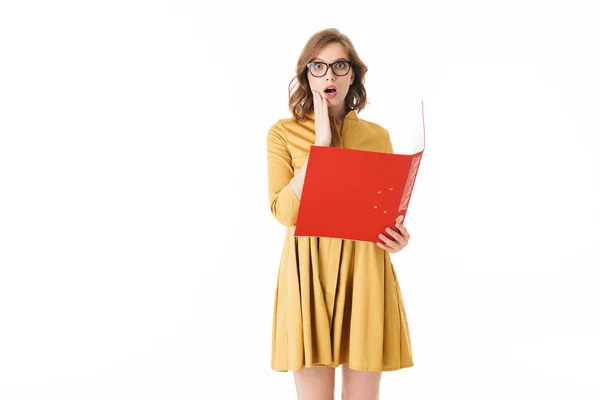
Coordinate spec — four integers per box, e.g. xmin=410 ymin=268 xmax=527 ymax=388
xmin=271 ymin=361 xmax=414 ymax=373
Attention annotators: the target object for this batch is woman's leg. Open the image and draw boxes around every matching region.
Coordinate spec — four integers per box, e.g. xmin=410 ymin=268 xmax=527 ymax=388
xmin=292 ymin=365 xmax=336 ymax=400
xmin=341 ymin=364 xmax=382 ymax=400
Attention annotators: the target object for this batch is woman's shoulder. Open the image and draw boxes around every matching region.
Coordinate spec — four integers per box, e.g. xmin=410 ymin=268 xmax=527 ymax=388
xmin=356 ymin=115 xmax=391 ymax=138
xmin=267 ymin=115 xmax=312 ymax=139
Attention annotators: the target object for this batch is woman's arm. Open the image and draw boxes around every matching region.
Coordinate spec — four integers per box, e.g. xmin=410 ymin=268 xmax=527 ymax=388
xmin=288 ymin=152 xmax=312 ymax=199
xmin=266 ymin=121 xmax=305 ymax=227
xmin=384 ymin=128 xmax=394 ymax=153
xmin=266 ymin=89 xmax=334 ymax=226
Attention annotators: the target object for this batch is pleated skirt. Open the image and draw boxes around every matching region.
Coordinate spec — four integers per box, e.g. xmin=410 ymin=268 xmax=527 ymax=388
xmin=271 ymin=230 xmax=414 ymax=372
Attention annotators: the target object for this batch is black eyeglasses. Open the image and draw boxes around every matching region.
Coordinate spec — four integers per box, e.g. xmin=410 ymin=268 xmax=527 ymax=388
xmin=306 ymin=61 xmax=353 ymax=77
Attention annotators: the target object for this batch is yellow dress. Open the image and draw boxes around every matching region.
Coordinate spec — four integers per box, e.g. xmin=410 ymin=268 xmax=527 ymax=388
xmin=266 ymin=108 xmax=414 ymax=372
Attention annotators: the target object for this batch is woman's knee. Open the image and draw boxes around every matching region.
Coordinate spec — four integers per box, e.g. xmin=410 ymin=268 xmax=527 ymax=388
xmin=341 ymin=364 xmax=382 ymax=400
xmin=293 ymin=365 xmax=336 ymax=400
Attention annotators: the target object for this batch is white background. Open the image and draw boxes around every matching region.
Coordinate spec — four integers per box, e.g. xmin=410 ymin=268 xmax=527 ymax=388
xmin=1 ymin=1 xmax=599 ymax=399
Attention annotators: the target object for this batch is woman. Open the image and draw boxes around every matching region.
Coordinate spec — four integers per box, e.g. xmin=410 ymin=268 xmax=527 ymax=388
xmin=266 ymin=28 xmax=414 ymax=400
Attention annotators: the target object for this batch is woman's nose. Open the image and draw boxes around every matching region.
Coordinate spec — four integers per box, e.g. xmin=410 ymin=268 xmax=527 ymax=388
xmin=325 ymin=67 xmax=336 ymax=80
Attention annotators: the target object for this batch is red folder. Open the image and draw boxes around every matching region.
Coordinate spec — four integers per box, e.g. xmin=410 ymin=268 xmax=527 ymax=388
xmin=294 ymin=101 xmax=426 ymax=243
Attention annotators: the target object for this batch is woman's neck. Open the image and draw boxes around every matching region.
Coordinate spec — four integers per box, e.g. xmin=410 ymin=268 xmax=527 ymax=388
xmin=328 ymin=104 xmax=348 ymax=132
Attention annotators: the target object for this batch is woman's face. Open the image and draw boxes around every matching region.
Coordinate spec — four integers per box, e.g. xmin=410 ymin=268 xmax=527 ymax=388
xmin=307 ymin=42 xmax=354 ymax=110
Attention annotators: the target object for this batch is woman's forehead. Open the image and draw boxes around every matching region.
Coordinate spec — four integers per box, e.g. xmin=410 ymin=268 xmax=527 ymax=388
xmin=312 ymin=43 xmax=349 ymax=61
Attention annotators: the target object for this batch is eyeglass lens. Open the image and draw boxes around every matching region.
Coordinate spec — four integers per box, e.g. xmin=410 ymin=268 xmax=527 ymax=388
xmin=309 ymin=62 xmax=350 ymax=77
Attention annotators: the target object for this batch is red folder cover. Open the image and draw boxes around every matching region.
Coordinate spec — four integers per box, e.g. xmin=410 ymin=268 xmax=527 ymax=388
xmin=294 ymin=101 xmax=426 ymax=243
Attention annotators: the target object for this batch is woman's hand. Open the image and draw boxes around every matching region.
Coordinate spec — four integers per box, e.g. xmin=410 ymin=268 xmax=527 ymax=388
xmin=377 ymin=221 xmax=411 ymax=253
xmin=312 ymin=89 xmax=332 ymax=147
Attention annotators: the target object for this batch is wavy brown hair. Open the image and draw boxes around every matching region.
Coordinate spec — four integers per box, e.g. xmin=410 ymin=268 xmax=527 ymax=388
xmin=288 ymin=28 xmax=368 ymax=121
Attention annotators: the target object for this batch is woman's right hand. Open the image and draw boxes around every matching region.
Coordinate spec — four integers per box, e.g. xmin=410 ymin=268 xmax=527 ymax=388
xmin=312 ymin=89 xmax=332 ymax=147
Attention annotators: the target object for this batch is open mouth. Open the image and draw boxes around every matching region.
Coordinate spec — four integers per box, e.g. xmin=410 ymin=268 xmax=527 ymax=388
xmin=324 ymin=87 xmax=337 ymax=93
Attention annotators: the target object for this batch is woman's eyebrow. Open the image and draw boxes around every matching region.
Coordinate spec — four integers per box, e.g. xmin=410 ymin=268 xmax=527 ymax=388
xmin=312 ymin=57 xmax=349 ymax=62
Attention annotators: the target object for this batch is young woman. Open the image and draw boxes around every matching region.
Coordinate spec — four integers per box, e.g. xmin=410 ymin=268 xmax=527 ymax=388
xmin=266 ymin=28 xmax=414 ymax=400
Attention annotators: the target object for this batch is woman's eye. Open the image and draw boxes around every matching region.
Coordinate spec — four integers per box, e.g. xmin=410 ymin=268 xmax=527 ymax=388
xmin=336 ymin=62 xmax=345 ymax=68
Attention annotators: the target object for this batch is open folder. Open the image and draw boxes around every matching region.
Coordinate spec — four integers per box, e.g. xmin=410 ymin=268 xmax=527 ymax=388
xmin=294 ymin=101 xmax=426 ymax=243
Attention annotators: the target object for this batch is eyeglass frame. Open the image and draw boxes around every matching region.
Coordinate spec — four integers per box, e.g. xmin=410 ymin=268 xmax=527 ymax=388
xmin=306 ymin=60 xmax=353 ymax=77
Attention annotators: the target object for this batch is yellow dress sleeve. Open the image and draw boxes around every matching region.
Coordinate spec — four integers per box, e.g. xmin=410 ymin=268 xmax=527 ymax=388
xmin=384 ymin=128 xmax=394 ymax=153
xmin=266 ymin=120 xmax=300 ymax=227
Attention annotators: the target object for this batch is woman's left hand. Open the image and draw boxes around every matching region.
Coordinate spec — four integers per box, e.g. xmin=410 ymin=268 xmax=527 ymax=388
xmin=377 ymin=221 xmax=411 ymax=253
